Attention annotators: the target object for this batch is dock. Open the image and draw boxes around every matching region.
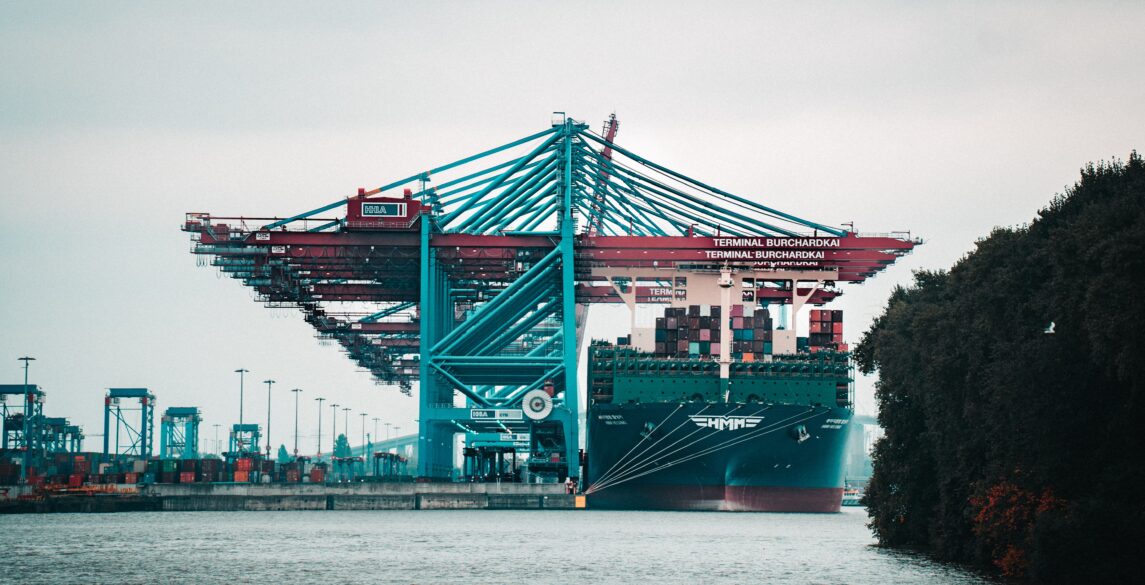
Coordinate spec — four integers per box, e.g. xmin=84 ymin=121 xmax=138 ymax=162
xmin=1 ymin=482 xmax=582 ymax=514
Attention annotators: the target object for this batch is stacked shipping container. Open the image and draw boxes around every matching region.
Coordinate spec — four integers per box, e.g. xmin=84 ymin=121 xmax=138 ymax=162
xmin=808 ymin=309 xmax=845 ymax=351
xmin=652 ymin=304 xmax=776 ymax=360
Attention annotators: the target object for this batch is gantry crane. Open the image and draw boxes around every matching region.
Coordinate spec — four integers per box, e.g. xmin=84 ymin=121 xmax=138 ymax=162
xmin=183 ymin=114 xmax=918 ymax=481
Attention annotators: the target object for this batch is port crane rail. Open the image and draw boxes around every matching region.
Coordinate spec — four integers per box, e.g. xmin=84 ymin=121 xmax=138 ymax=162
xmin=183 ymin=115 xmax=917 ymax=479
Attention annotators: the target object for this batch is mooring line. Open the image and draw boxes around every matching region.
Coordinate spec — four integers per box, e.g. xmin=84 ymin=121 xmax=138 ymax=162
xmin=589 ymin=409 xmax=829 ymax=494
xmin=591 ymin=404 xmax=769 ymax=491
xmin=588 ymin=408 xmax=825 ymax=494
xmin=588 ymin=403 xmax=707 ymax=490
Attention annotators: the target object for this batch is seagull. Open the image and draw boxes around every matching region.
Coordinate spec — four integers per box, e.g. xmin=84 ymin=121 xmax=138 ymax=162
xmin=1044 ymin=322 xmax=1056 ymax=334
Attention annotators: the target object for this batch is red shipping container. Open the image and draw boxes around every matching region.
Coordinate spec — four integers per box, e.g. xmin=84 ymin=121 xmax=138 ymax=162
xmin=68 ymin=474 xmax=83 ymax=488
xmin=838 ymin=343 xmax=849 ymax=352
xmin=832 ymin=333 xmax=843 ymax=343
xmin=699 ymin=329 xmax=711 ymax=341
xmin=309 ymin=468 xmax=325 ymax=483
xmin=124 ymin=472 xmax=138 ymax=484
xmin=832 ymin=322 xmax=843 ymax=334
xmin=233 ymin=470 xmax=250 ymax=483
xmin=179 ymin=472 xmax=196 ymax=483
xmin=236 ymin=458 xmax=253 ymax=472
xmin=730 ymin=304 xmax=744 ymax=318
xmin=710 ymin=343 xmax=721 ymax=355
xmin=732 ymin=317 xmax=744 ymax=329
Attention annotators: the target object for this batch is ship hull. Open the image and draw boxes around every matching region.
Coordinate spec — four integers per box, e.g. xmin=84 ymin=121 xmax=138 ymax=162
xmin=585 ymin=402 xmax=850 ymax=512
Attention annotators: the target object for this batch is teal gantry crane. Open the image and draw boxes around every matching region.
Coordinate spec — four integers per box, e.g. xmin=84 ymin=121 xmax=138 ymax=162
xmin=160 ymin=406 xmax=201 ymax=460
xmin=183 ymin=114 xmax=918 ymax=482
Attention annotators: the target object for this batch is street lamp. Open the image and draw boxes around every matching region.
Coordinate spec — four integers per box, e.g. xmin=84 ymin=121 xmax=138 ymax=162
xmin=263 ymin=379 xmax=275 ymax=457
xmin=235 ymin=369 xmax=249 ymax=452
xmin=342 ymin=407 xmax=351 ymax=448
xmin=291 ymin=388 xmax=303 ymax=457
xmin=315 ymin=397 xmax=325 ymax=457
xmin=373 ymin=417 xmax=380 ymax=445
xmin=213 ymin=423 xmax=221 ymax=455
xmin=18 ymin=356 xmax=35 ymax=484
xmin=360 ymin=413 xmax=368 ymax=452
xmin=385 ymin=422 xmax=391 ymax=440
xmin=234 ymin=369 xmax=248 ymax=427
xmin=330 ymin=403 xmax=339 ymax=453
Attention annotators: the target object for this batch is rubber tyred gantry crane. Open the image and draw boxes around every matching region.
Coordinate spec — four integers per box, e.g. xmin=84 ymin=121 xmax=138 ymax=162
xmin=183 ymin=113 xmax=919 ymax=480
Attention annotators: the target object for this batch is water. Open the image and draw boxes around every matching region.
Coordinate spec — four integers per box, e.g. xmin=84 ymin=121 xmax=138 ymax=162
xmin=2 ymin=508 xmax=994 ymax=584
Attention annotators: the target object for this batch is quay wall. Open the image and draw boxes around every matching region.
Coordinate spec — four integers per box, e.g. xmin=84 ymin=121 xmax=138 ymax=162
xmin=1 ymin=482 xmax=580 ymax=513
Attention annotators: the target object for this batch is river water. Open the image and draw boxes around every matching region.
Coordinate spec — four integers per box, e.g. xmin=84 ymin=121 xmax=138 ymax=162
xmin=3 ymin=508 xmax=994 ymax=584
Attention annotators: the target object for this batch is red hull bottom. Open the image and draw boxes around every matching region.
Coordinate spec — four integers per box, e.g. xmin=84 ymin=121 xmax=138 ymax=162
xmin=588 ymin=485 xmax=843 ymax=513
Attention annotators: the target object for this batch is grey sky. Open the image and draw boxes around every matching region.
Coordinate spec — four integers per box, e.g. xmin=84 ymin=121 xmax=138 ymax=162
xmin=3 ymin=2 xmax=1143 ymax=452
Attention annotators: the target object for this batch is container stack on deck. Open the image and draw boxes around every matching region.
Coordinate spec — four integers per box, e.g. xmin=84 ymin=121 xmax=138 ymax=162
xmin=652 ymin=304 xmax=777 ymax=360
xmin=808 ymin=309 xmax=845 ymax=352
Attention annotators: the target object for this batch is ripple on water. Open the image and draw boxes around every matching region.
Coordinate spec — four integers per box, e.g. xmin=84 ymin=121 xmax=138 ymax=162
xmin=0 ymin=508 xmax=995 ymax=585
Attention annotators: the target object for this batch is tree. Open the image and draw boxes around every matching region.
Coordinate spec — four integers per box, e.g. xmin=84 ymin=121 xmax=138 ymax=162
xmin=333 ymin=433 xmax=351 ymax=458
xmin=858 ymin=152 xmax=1144 ymax=581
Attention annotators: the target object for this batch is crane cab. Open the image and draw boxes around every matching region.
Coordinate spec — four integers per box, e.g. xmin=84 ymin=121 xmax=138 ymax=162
xmin=345 ymin=188 xmax=423 ymax=231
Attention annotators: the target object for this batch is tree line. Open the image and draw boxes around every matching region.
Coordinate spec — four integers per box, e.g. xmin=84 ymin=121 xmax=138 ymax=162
xmin=855 ymin=151 xmax=1143 ymax=581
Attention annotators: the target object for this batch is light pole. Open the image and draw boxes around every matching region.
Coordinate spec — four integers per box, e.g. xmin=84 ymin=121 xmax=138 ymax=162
xmin=234 ymin=368 xmax=248 ymax=450
xmin=263 ymin=379 xmax=275 ymax=457
xmin=342 ymin=407 xmax=351 ymax=448
xmin=385 ymin=422 xmax=391 ymax=440
xmin=213 ymin=423 xmax=221 ymax=454
xmin=291 ymin=388 xmax=303 ymax=457
xmin=360 ymin=413 xmax=368 ymax=453
xmin=18 ymin=356 xmax=35 ymax=484
xmin=372 ymin=417 xmax=380 ymax=445
xmin=330 ymin=403 xmax=339 ymax=454
xmin=234 ymin=369 xmax=249 ymax=425
xmin=315 ymin=397 xmax=325 ymax=457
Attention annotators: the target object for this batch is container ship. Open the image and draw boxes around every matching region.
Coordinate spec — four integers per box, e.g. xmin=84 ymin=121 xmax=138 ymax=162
xmin=585 ymin=305 xmax=852 ymax=512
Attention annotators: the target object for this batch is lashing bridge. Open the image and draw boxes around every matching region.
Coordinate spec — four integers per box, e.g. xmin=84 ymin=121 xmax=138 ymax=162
xmin=183 ymin=114 xmax=917 ymax=480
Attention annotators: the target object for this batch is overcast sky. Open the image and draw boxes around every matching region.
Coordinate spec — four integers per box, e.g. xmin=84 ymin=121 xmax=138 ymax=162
xmin=2 ymin=2 xmax=1142 ymax=454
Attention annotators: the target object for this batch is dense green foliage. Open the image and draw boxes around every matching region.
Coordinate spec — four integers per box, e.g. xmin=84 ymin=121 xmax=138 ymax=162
xmin=856 ymin=152 xmax=1144 ymax=581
